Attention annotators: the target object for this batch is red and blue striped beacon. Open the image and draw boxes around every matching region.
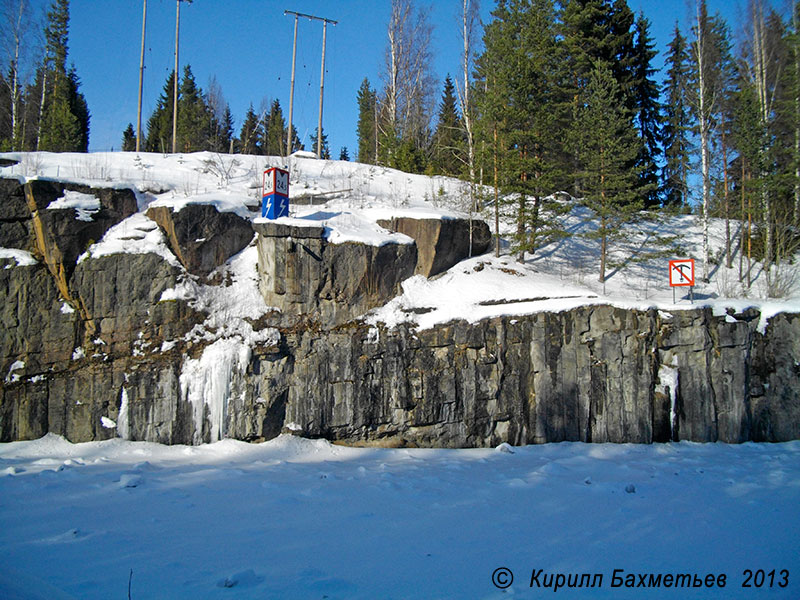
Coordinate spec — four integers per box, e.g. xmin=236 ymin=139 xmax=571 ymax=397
xmin=262 ymin=167 xmax=289 ymax=219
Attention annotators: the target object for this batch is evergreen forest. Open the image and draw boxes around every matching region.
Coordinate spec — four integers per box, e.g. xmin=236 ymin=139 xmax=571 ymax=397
xmin=0 ymin=0 xmax=798 ymax=289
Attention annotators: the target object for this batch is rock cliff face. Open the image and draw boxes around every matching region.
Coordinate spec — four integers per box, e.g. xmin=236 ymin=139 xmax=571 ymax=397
xmin=228 ymin=306 xmax=799 ymax=446
xmin=1 ymin=176 xmax=798 ymax=447
xmin=254 ymin=221 xmax=417 ymax=327
xmin=146 ymin=204 xmax=253 ymax=276
xmin=376 ymin=217 xmax=491 ymax=277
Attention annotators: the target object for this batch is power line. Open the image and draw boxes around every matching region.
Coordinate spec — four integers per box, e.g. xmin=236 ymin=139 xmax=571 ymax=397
xmin=284 ymin=10 xmax=337 ymax=158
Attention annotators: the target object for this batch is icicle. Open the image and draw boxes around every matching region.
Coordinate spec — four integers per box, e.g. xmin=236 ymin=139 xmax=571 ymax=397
xmin=180 ymin=338 xmax=251 ymax=445
xmin=656 ymin=355 xmax=679 ymax=441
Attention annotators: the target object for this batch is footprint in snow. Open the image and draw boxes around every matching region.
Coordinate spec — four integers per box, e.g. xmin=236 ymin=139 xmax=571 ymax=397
xmin=118 ymin=472 xmax=143 ymax=488
xmin=216 ymin=569 xmax=264 ymax=589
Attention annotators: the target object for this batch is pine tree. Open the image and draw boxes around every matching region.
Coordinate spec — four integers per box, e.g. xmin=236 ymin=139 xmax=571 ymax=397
xmin=122 ymin=123 xmax=136 ymax=151
xmin=475 ymin=0 xmax=569 ymax=260
xmin=339 ymin=146 xmax=350 ymax=161
xmin=237 ymin=103 xmax=262 ymax=155
xmin=631 ymin=12 xmax=662 ymax=208
xmin=662 ymin=24 xmax=692 ymax=209
xmin=431 ymin=74 xmax=463 ymax=176
xmin=572 ymin=63 xmax=641 ymax=283
xmin=356 ymin=77 xmax=377 ymax=164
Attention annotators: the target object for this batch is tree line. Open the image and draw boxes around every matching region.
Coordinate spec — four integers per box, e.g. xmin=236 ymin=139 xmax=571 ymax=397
xmin=355 ymin=0 xmax=800 ymax=290
xmin=0 ymin=0 xmax=89 ymax=152
xmin=125 ymin=67 xmax=330 ymax=158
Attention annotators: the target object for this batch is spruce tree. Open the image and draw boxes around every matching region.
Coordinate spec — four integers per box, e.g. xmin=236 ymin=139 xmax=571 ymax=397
xmin=218 ymin=104 xmax=234 ymax=153
xmin=122 ymin=123 xmax=136 ymax=151
xmin=264 ymin=99 xmax=285 ymax=156
xmin=288 ymin=123 xmax=302 ymax=153
xmin=662 ymin=24 xmax=692 ymax=209
xmin=561 ymin=0 xmax=637 ymax=109
xmin=237 ymin=104 xmax=262 ymax=155
xmin=66 ymin=67 xmax=88 ymax=150
xmin=176 ymin=65 xmax=209 ymax=152
xmin=39 ymin=77 xmax=82 ymax=151
xmin=631 ymin=13 xmax=662 ymax=208
xmin=38 ymin=0 xmax=89 ymax=152
xmin=431 ymin=74 xmax=463 ymax=176
xmin=310 ymin=127 xmax=330 ymax=159
xmin=339 ymin=146 xmax=350 ymax=161
xmin=731 ymin=77 xmax=764 ymax=286
xmin=0 ymin=73 xmax=11 ymax=149
xmin=145 ymin=71 xmax=176 ymax=153
xmin=572 ymin=63 xmax=641 ymax=283
xmin=356 ymin=78 xmax=377 ymax=164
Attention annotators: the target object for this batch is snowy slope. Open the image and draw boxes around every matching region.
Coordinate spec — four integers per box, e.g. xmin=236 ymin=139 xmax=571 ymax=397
xmin=0 ymin=435 xmax=798 ymax=599
xmin=2 ymin=150 xmax=798 ymax=329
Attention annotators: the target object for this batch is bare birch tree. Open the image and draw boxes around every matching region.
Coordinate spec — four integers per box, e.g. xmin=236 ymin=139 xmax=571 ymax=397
xmin=0 ymin=0 xmax=37 ymax=149
xmin=794 ymin=0 xmax=800 ymax=226
xmin=455 ymin=0 xmax=480 ymax=255
xmin=690 ymin=0 xmax=714 ymax=282
xmin=379 ymin=0 xmax=435 ymax=167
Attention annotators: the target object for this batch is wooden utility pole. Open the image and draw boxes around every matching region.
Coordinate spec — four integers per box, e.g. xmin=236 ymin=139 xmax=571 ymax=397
xmin=172 ymin=0 xmax=192 ymax=154
xmin=286 ymin=12 xmax=299 ymax=157
xmin=136 ymin=0 xmax=147 ymax=153
xmin=284 ymin=11 xmax=337 ymax=158
xmin=317 ymin=20 xmax=328 ymax=158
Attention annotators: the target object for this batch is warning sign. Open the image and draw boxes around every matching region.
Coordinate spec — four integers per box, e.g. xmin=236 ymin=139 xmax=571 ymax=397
xmin=669 ymin=259 xmax=695 ymax=287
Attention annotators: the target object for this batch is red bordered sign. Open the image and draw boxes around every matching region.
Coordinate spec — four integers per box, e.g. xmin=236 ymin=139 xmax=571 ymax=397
xmin=669 ymin=259 xmax=695 ymax=287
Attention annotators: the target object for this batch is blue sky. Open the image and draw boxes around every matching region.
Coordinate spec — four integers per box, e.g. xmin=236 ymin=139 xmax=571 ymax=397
xmin=65 ymin=0 xmax=746 ymax=155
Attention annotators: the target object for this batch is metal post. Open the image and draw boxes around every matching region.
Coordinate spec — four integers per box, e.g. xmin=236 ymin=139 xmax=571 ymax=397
xmin=286 ymin=13 xmax=298 ymax=157
xmin=317 ymin=20 xmax=327 ymax=158
xmin=172 ymin=0 xmax=180 ymax=154
xmin=136 ymin=0 xmax=147 ymax=153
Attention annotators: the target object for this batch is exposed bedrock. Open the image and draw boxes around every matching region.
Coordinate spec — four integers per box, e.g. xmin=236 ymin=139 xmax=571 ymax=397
xmin=146 ymin=204 xmax=254 ymax=276
xmin=1 ymin=177 xmax=797 ymax=447
xmin=253 ymin=221 xmax=418 ymax=327
xmin=234 ymin=306 xmax=799 ymax=447
xmin=376 ymin=217 xmax=492 ymax=277
xmin=4 ymin=296 xmax=797 ymax=446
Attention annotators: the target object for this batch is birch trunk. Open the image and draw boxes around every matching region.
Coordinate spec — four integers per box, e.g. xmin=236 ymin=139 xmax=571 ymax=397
xmin=695 ymin=0 xmax=711 ymax=283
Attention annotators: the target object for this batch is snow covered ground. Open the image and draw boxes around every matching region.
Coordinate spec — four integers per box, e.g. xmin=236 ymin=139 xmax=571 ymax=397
xmin=1 ymin=151 xmax=799 ymax=598
xmin=1 ymin=435 xmax=798 ymax=600
xmin=2 ymin=150 xmax=798 ymax=329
